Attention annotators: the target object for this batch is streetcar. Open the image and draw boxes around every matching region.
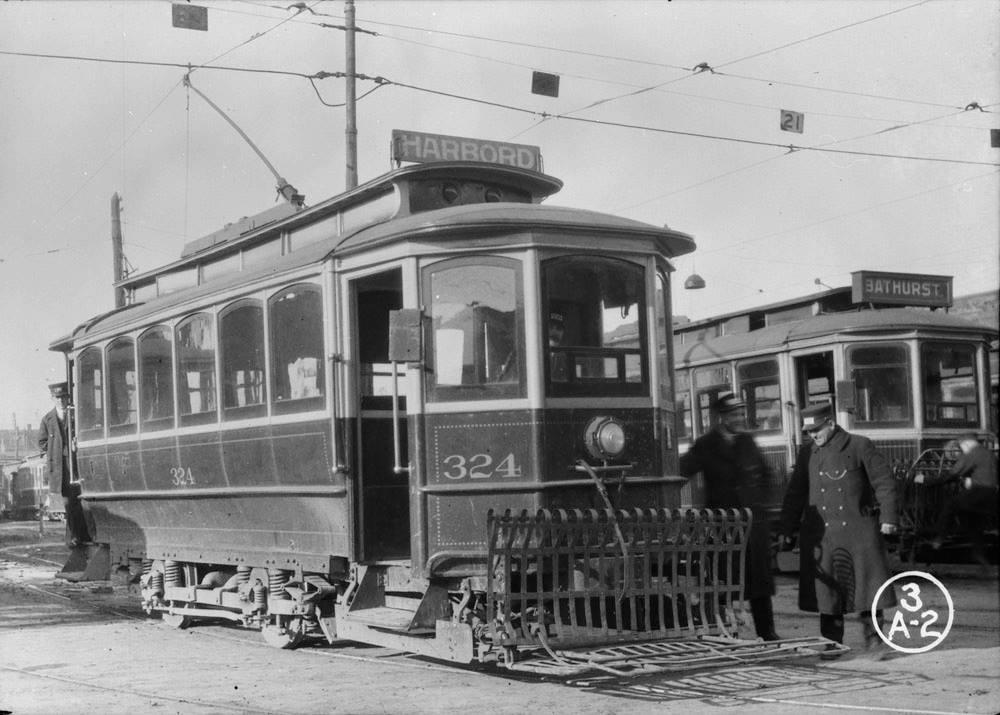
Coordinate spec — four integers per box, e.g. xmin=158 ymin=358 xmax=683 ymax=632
xmin=5 ymin=454 xmax=63 ymax=521
xmin=48 ymin=141 xmax=821 ymax=668
xmin=672 ymin=283 xmax=998 ymax=558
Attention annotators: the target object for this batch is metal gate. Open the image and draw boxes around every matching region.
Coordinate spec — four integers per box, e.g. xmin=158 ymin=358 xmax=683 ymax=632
xmin=486 ymin=508 xmax=751 ymax=651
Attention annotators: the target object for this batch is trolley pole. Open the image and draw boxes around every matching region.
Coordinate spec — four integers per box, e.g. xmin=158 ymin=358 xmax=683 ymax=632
xmin=345 ymin=0 xmax=358 ymax=189
xmin=111 ymin=193 xmax=126 ymax=308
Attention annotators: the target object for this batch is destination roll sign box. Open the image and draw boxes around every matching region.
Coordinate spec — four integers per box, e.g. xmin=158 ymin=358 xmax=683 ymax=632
xmin=851 ymin=270 xmax=953 ymax=308
xmin=392 ymin=130 xmax=542 ymax=172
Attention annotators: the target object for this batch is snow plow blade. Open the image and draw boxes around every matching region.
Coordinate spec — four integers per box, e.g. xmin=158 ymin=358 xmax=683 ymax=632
xmin=485 ymin=508 xmax=752 ymax=652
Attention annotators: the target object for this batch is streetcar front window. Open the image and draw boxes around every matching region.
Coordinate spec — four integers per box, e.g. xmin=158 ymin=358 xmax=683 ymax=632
xmin=849 ymin=343 xmax=911 ymax=425
xmin=922 ymin=342 xmax=979 ymax=426
xmin=543 ymin=257 xmax=647 ymax=396
xmin=425 ymin=257 xmax=523 ymax=400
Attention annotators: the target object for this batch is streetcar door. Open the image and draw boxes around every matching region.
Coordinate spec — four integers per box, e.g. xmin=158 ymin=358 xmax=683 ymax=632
xmin=351 ymin=269 xmax=410 ymax=562
xmin=794 ymin=351 xmax=835 ymax=410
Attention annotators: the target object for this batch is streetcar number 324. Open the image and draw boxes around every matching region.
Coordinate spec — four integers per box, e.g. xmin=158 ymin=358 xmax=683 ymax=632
xmin=170 ymin=467 xmax=196 ymax=486
xmin=442 ymin=453 xmax=522 ymax=480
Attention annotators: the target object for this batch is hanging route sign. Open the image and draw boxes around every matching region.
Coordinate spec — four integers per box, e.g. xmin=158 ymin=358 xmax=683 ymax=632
xmin=392 ymin=130 xmax=542 ymax=172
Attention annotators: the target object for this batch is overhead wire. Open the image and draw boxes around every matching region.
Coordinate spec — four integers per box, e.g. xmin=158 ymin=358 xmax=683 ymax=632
xmin=378 ymin=77 xmax=1000 ymax=167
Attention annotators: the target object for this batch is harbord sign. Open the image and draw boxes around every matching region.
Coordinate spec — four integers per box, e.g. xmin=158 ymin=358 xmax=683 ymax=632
xmin=392 ymin=130 xmax=542 ymax=172
xmin=851 ymin=270 xmax=952 ymax=308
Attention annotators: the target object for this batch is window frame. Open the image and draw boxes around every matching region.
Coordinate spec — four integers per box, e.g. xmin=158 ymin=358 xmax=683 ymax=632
xmin=106 ymin=337 xmax=138 ymax=437
xmin=921 ymin=341 xmax=980 ymax=427
xmin=736 ymin=358 xmax=782 ymax=434
xmin=269 ymin=282 xmax=326 ymax=415
xmin=848 ymin=342 xmax=913 ymax=427
xmin=76 ymin=346 xmax=105 ymax=441
xmin=138 ymin=325 xmax=176 ymax=432
xmin=542 ymin=255 xmax=650 ymax=398
xmin=422 ymin=255 xmax=525 ymax=403
xmin=175 ymin=312 xmax=219 ymax=427
xmin=219 ymin=298 xmax=268 ymax=420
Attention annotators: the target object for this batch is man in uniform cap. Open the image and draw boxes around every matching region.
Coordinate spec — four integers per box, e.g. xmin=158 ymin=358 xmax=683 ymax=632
xmin=38 ymin=381 xmax=91 ymax=546
xmin=780 ymin=402 xmax=898 ymax=657
xmin=679 ymin=390 xmax=780 ymax=641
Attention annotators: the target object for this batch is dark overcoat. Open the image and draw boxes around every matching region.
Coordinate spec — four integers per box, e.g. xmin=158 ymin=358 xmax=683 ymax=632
xmin=38 ymin=408 xmax=71 ymax=496
xmin=780 ymin=427 xmax=898 ymax=615
xmin=679 ymin=428 xmax=774 ymax=599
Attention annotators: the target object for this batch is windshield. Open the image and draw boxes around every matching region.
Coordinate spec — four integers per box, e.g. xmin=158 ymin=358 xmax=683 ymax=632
xmin=543 ymin=256 xmax=648 ymax=396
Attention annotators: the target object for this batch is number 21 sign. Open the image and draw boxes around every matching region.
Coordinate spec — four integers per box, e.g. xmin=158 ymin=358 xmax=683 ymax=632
xmin=780 ymin=109 xmax=804 ymax=134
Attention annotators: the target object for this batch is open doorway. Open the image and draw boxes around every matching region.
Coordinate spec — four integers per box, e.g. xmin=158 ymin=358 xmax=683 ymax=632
xmin=352 ymin=269 xmax=410 ymax=562
xmin=795 ymin=352 xmax=835 ymax=410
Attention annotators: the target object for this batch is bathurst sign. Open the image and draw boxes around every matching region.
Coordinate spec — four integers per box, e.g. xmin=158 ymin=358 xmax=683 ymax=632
xmin=851 ymin=270 xmax=953 ymax=308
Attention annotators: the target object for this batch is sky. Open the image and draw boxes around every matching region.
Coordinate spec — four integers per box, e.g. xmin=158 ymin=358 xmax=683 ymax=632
xmin=1 ymin=0 xmax=998 ymax=431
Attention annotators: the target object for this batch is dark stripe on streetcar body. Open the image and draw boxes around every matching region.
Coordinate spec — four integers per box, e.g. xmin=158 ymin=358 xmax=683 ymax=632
xmin=82 ymin=485 xmax=348 ymax=500
xmin=419 ymin=475 xmax=687 ymax=495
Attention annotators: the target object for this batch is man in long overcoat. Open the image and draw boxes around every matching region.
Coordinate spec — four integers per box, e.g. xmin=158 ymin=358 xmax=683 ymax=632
xmin=38 ymin=381 xmax=91 ymax=546
xmin=680 ymin=391 xmax=779 ymax=641
xmin=780 ymin=402 xmax=898 ymax=648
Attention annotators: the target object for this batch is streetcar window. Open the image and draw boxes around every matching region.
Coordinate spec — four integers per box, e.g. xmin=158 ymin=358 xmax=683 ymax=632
xmin=138 ymin=326 xmax=174 ymax=431
xmin=77 ymin=347 xmax=104 ymax=440
xmin=692 ymin=365 xmax=732 ymax=435
xmin=675 ymin=370 xmax=692 ymax=439
xmin=107 ymin=338 xmax=137 ymax=436
xmin=922 ymin=342 xmax=979 ymax=426
xmin=424 ymin=257 xmax=523 ymax=401
xmin=176 ymin=313 xmax=217 ymax=426
xmin=848 ymin=344 xmax=911 ymax=425
xmin=737 ymin=359 xmax=781 ymax=432
xmin=270 ymin=284 xmax=325 ymax=414
xmin=220 ymin=299 xmax=267 ymax=419
xmin=543 ymin=257 xmax=647 ymax=396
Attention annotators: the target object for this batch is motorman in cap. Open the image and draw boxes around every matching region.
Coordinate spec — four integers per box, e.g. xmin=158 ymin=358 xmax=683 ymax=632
xmin=38 ymin=381 xmax=91 ymax=547
xmin=679 ymin=390 xmax=780 ymax=641
xmin=780 ymin=402 xmax=898 ymax=656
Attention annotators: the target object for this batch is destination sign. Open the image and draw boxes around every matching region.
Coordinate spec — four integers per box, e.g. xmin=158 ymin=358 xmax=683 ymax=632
xmin=392 ymin=130 xmax=542 ymax=172
xmin=851 ymin=270 xmax=952 ymax=308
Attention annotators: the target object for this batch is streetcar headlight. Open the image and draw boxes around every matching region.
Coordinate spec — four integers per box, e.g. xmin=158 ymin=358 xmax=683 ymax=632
xmin=584 ymin=416 xmax=627 ymax=460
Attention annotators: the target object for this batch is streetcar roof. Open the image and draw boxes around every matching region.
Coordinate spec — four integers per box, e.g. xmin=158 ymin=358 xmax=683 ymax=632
xmin=52 ymin=198 xmax=694 ymax=349
xmin=332 ymin=201 xmax=696 ymax=257
xmin=675 ymin=307 xmax=998 ymax=366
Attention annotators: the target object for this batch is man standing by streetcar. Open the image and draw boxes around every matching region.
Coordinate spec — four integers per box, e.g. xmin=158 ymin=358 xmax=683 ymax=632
xmin=679 ymin=391 xmax=780 ymax=641
xmin=780 ymin=402 xmax=898 ymax=656
xmin=38 ymin=382 xmax=91 ymax=547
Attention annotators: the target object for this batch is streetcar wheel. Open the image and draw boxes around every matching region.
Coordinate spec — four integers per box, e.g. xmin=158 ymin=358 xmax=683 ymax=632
xmin=162 ymin=608 xmax=191 ymax=629
xmin=261 ymin=618 xmax=305 ymax=649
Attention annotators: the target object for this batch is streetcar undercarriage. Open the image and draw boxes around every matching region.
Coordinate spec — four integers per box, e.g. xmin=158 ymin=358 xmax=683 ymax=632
xmin=113 ymin=507 xmax=844 ymax=669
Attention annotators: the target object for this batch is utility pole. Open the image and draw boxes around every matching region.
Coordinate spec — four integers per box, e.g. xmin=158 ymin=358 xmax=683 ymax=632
xmin=345 ymin=0 xmax=358 ymax=189
xmin=111 ymin=193 xmax=126 ymax=308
